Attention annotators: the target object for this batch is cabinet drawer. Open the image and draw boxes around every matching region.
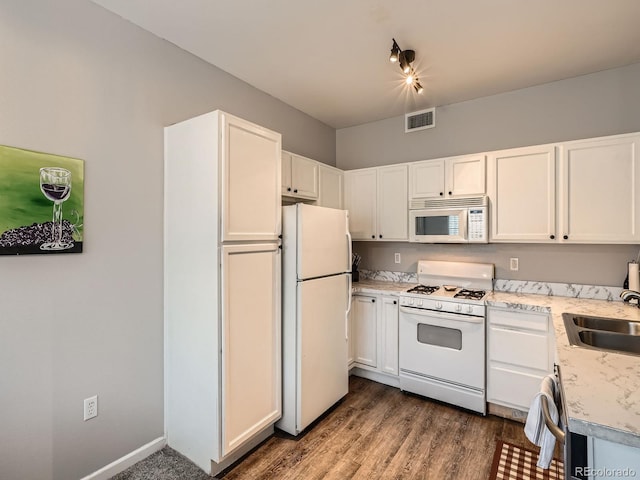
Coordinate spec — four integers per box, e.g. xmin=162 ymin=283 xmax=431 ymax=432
xmin=488 ymin=366 xmax=544 ymax=411
xmin=489 ymin=308 xmax=549 ymax=332
xmin=489 ymin=326 xmax=549 ymax=371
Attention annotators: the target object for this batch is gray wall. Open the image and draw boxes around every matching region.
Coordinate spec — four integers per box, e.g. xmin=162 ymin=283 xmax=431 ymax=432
xmin=353 ymin=242 xmax=637 ymax=287
xmin=0 ymin=1 xmax=334 ymax=479
xmin=339 ymin=63 xmax=640 ymax=287
xmin=337 ymin=62 xmax=640 ymax=169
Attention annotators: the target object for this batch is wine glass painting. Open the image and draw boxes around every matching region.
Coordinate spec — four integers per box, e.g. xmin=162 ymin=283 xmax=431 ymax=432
xmin=0 ymin=145 xmax=84 ymax=255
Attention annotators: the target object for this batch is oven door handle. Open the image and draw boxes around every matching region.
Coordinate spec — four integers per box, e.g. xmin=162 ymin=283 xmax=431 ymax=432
xmin=541 ymin=395 xmax=565 ymax=443
xmin=399 ymin=306 xmax=484 ymax=324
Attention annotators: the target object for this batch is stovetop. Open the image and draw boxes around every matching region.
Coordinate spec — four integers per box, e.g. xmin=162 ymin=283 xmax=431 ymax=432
xmin=399 ymin=261 xmax=494 ymax=315
xmin=403 ymin=284 xmax=487 ymax=304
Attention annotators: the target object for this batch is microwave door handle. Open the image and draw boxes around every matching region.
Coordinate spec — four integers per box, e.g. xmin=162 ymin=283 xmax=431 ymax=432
xmin=460 ymin=210 xmax=468 ymax=241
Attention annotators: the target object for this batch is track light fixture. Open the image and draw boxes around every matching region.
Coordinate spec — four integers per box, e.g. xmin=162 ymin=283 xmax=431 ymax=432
xmin=389 ymin=38 xmax=423 ymax=94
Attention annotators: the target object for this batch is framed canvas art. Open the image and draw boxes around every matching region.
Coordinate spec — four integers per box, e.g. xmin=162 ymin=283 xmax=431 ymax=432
xmin=0 ymin=145 xmax=84 ymax=255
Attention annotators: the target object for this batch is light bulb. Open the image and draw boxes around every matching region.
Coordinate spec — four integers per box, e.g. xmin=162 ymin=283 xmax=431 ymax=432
xmin=414 ymin=82 xmax=424 ymax=94
xmin=405 ymin=75 xmax=414 ymax=85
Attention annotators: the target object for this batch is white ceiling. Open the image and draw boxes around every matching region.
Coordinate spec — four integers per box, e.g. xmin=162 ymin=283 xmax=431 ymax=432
xmin=90 ymin=0 xmax=640 ymax=129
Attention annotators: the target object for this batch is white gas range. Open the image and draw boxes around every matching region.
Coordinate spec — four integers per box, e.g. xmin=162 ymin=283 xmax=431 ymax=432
xmin=398 ymin=260 xmax=494 ymax=414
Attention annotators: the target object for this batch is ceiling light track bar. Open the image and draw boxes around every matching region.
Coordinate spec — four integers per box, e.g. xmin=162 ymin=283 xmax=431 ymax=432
xmin=389 ymin=38 xmax=423 ymax=94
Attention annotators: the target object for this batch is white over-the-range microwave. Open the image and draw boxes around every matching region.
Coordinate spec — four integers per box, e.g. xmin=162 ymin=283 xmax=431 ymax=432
xmin=409 ymin=196 xmax=488 ymax=243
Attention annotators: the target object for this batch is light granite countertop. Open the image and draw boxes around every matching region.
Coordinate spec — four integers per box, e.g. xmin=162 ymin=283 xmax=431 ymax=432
xmin=352 ymin=279 xmax=640 ymax=448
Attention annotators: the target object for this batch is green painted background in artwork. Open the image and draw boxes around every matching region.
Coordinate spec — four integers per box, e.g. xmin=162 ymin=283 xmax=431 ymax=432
xmin=0 ymin=145 xmax=84 ymax=240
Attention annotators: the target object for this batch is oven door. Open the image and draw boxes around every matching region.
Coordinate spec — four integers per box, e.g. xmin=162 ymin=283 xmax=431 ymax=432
xmin=399 ymin=306 xmax=484 ymax=390
xmin=409 ymin=208 xmax=468 ymax=243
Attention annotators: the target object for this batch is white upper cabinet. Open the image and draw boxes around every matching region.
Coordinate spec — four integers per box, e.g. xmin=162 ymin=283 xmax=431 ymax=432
xmin=559 ymin=134 xmax=640 ymax=243
xmin=487 ymin=145 xmax=557 ymax=242
xmin=282 ymin=151 xmax=318 ymax=200
xmin=345 ymin=165 xmax=408 ymax=241
xmin=223 ymin=114 xmax=282 ymax=242
xmin=345 ymin=168 xmax=377 ymax=240
xmin=316 ymin=164 xmax=344 ymax=209
xmin=409 ymin=154 xmax=485 ymax=199
xmin=488 ymin=133 xmax=640 ymax=244
xmin=377 ymin=165 xmax=408 ymax=241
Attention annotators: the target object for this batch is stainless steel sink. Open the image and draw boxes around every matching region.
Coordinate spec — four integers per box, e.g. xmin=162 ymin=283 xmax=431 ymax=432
xmin=562 ymin=313 xmax=640 ymax=356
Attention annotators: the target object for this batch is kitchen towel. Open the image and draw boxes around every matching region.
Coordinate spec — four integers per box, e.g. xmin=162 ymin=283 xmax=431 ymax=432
xmin=524 ymin=375 xmax=560 ymax=469
xmin=629 ymin=262 xmax=640 ymax=292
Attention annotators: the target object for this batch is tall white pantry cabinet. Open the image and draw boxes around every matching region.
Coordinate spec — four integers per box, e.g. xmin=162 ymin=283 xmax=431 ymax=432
xmin=164 ymin=110 xmax=282 ymax=475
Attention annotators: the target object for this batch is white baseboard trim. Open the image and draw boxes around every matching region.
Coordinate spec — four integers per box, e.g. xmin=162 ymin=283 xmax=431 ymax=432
xmin=350 ymin=367 xmax=400 ymax=388
xmin=80 ymin=436 xmax=166 ymax=480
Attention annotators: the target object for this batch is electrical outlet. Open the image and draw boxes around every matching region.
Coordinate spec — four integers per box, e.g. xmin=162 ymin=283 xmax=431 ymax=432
xmin=84 ymin=395 xmax=98 ymax=421
xmin=509 ymin=257 xmax=519 ymax=271
xmin=394 ymin=253 xmax=401 ymax=264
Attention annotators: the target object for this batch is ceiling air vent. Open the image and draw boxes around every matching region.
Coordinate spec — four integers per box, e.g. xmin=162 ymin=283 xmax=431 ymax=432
xmin=405 ymin=107 xmax=435 ymax=133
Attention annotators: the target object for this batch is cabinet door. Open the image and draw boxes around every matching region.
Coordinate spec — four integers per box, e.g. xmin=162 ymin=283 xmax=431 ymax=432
xmin=445 ymin=155 xmax=486 ymax=197
xmin=222 ymin=113 xmax=281 ymax=241
xmin=409 ymin=159 xmax=445 ymax=199
xmin=352 ymin=295 xmax=377 ymax=368
xmin=345 ymin=169 xmax=377 ymax=240
xmin=291 ymin=154 xmax=319 ymax=199
xmin=488 ymin=145 xmax=556 ymax=242
xmin=380 ymin=296 xmax=399 ymax=376
xmin=487 ymin=307 xmax=552 ymax=411
xmin=560 ymin=134 xmax=640 ymax=243
xmin=281 ymin=151 xmax=293 ymax=195
xmin=221 ymin=243 xmax=281 ymax=457
xmin=317 ymin=164 xmax=344 ymax=209
xmin=377 ymin=165 xmax=408 ymax=241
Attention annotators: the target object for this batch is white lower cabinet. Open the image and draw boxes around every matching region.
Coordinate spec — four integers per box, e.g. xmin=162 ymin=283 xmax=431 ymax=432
xmin=487 ymin=306 xmax=553 ymax=411
xmin=379 ymin=296 xmax=399 ymax=376
xmin=351 ymin=293 xmax=399 ymax=383
xmin=352 ymin=294 xmax=378 ymax=367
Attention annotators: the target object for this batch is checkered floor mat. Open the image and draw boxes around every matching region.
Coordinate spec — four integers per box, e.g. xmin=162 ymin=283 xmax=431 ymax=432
xmin=489 ymin=440 xmax=564 ymax=480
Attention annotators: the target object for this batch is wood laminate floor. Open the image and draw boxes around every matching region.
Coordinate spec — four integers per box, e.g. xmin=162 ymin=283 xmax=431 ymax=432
xmin=220 ymin=376 xmax=551 ymax=480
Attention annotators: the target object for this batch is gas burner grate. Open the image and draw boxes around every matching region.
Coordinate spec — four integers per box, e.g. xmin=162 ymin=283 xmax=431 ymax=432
xmin=454 ymin=289 xmax=486 ymax=300
xmin=407 ymin=284 xmax=440 ymax=295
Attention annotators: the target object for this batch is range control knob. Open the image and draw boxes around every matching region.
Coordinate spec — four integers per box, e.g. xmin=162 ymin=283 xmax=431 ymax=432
xmin=466 ymin=305 xmax=474 ymax=313
xmin=408 ymin=298 xmax=414 ymax=305
xmin=417 ymin=299 xmax=423 ymax=306
xmin=436 ymin=302 xmax=443 ymax=310
xmin=455 ymin=304 xmax=462 ymax=312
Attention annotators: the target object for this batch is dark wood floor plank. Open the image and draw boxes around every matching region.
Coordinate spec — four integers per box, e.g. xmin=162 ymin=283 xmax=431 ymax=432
xmin=221 ymin=376 xmax=541 ymax=479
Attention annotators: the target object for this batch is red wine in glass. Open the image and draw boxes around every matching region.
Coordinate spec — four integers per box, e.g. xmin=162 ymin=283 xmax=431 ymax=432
xmin=39 ymin=167 xmax=73 ymax=251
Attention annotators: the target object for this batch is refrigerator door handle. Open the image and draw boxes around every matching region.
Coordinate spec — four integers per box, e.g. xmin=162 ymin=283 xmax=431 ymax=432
xmin=346 ymin=227 xmax=353 ymax=316
xmin=346 ymin=227 xmax=352 ymax=272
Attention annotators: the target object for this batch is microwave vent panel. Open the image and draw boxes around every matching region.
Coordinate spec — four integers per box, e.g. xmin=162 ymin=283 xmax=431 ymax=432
xmin=405 ymin=108 xmax=435 ymax=133
xmin=410 ymin=196 xmax=487 ymax=210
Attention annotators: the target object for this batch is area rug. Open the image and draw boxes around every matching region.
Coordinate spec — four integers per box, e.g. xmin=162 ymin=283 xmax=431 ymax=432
xmin=489 ymin=440 xmax=564 ymax=480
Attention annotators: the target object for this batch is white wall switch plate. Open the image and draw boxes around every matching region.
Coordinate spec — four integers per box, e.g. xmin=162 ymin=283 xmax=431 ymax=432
xmin=509 ymin=258 xmax=519 ymax=271
xmin=394 ymin=253 xmax=401 ymax=264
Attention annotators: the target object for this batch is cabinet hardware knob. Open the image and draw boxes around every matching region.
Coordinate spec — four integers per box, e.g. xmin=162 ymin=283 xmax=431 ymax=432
xmin=371 ymin=235 xmax=375 ymax=239
xmin=439 ymin=192 xmax=443 ymax=196
xmin=379 ymin=234 xmax=382 ymax=238
xmin=372 ymin=299 xmax=375 ymax=302
xmin=563 ymin=235 xmax=569 ymax=240
xmin=287 ymin=187 xmax=292 ymax=192
xmin=393 ymin=300 xmax=397 ymax=304
xmin=550 ymin=235 xmax=555 ymax=239
xmin=293 ymin=189 xmax=298 ymax=193
xmin=448 ymin=191 xmax=452 ymax=195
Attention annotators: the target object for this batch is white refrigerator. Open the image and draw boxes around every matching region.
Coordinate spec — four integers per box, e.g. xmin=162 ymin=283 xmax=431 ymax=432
xmin=277 ymin=203 xmax=352 ymax=435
